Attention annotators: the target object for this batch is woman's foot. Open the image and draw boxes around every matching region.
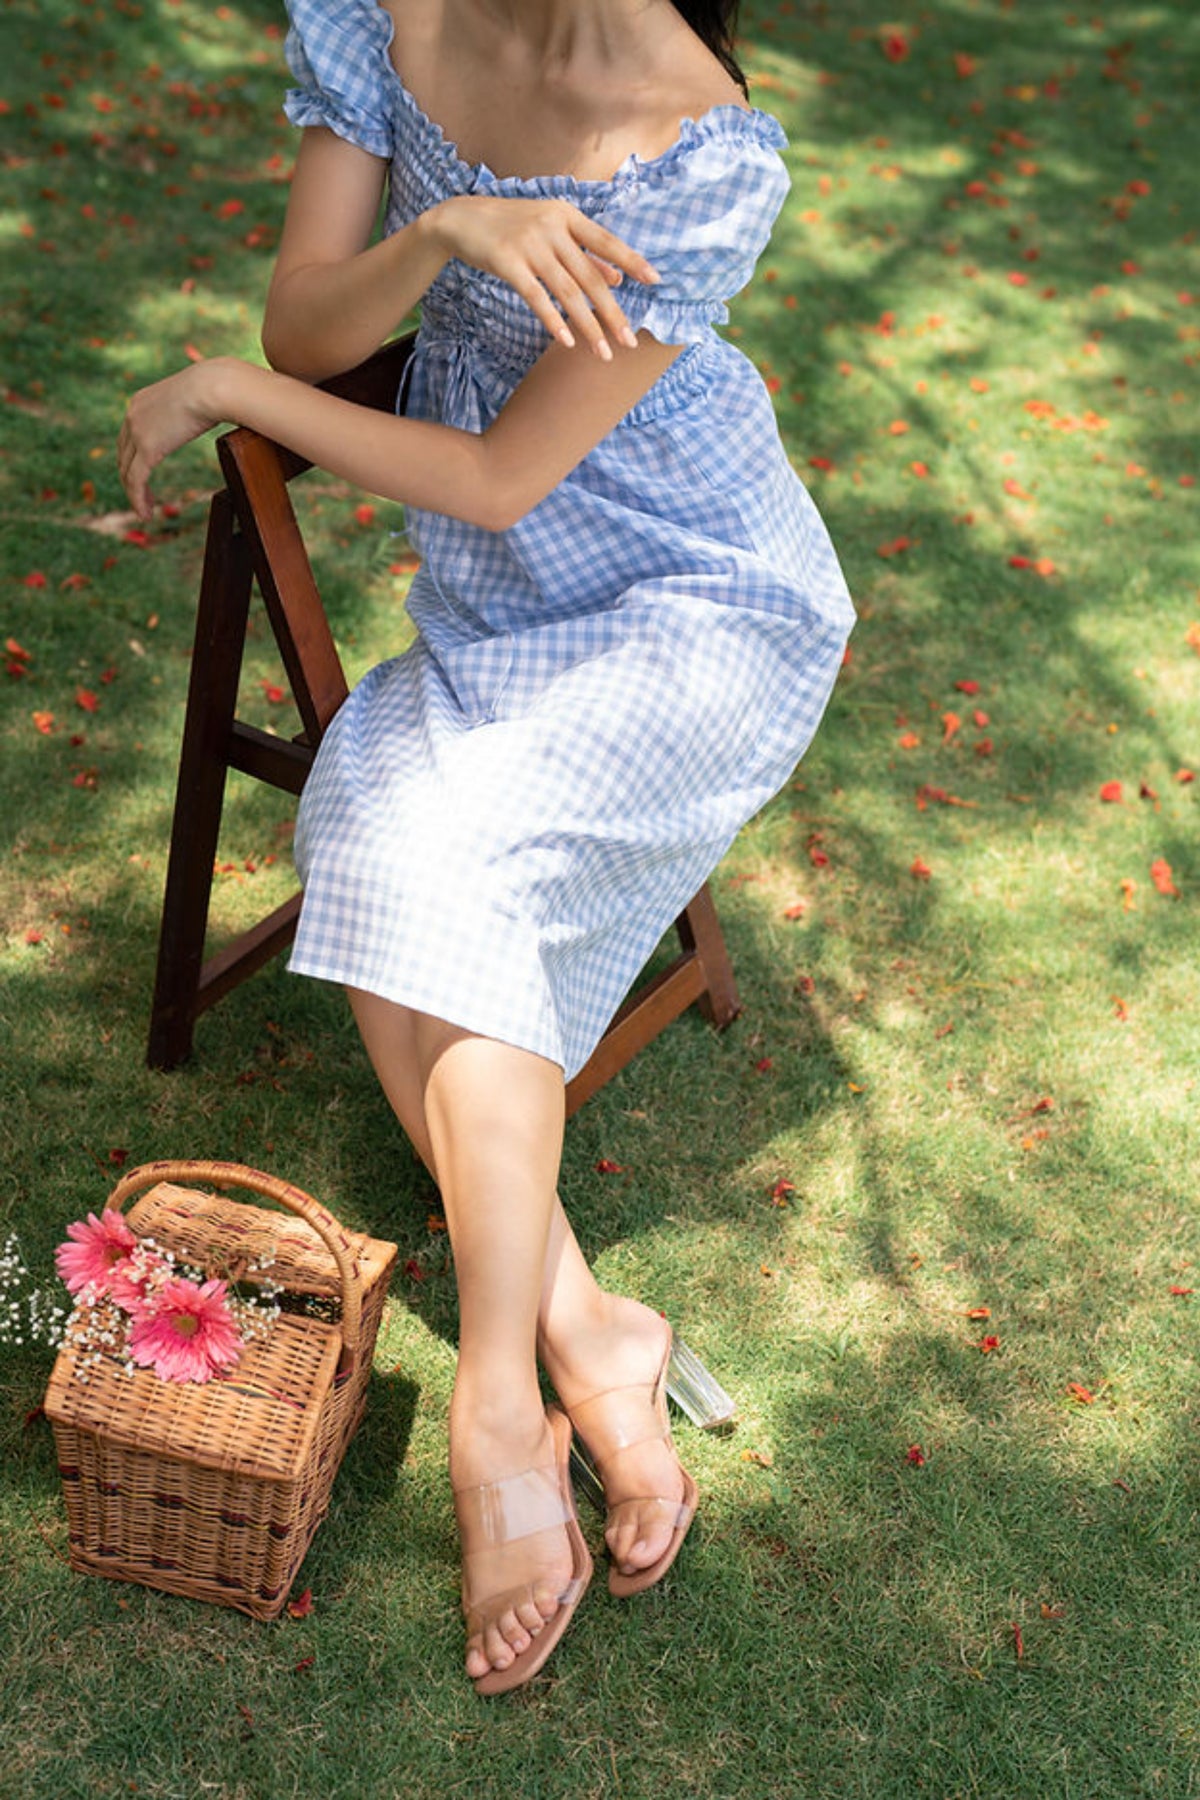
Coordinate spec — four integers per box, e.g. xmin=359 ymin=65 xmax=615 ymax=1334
xmin=451 ymin=1401 xmax=591 ymax=1690
xmin=541 ymin=1298 xmax=696 ymax=1588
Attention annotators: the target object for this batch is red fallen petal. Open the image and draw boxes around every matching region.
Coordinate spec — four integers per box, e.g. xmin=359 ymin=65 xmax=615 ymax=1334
xmin=973 ymin=737 xmax=994 ymax=756
xmin=910 ymin=460 xmax=930 ymax=478
xmin=23 ymin=571 xmax=47 ymax=588
xmin=795 ymin=974 xmax=815 ymax=994
xmin=1150 ymin=857 xmax=1179 ymax=897
xmin=260 ymin=680 xmax=286 ymax=704
xmin=108 ymin=1147 xmax=129 ymax=1165
xmin=595 ymin=1159 xmax=627 ymax=1174
xmin=60 ymin=572 xmax=90 ymax=591
xmin=1066 ymin=1382 xmax=1095 ymax=1403
xmin=808 ymin=455 xmax=835 ymax=471
xmin=294 ymin=1657 xmax=316 ymax=1673
xmin=6 ymin=660 xmax=26 ymax=680
xmin=75 ymin=687 xmax=99 ymax=713
xmin=354 ymin=503 xmax=376 ymax=525
xmin=905 ymin=1445 xmax=926 ymax=1465
xmin=910 ymin=856 xmax=933 ymax=880
xmin=123 ymin=528 xmax=151 ymax=547
xmin=973 ymin=708 xmax=990 ymax=728
xmin=965 ymin=1307 xmax=991 ymax=1320
xmin=285 ymin=1587 xmax=314 ymax=1618
xmin=941 ymin=710 xmax=962 ymax=741
xmin=32 ymin=711 xmax=55 ymax=734
xmin=770 ymin=1179 xmax=795 ymax=1203
xmin=1111 ymin=996 xmax=1128 ymax=1020
xmin=402 ymin=1257 xmax=426 ymax=1281
xmin=24 ymin=927 xmax=44 ymax=944
xmin=809 ymin=847 xmax=830 ymax=867
xmin=1139 ymin=781 xmax=1158 ymax=802
xmin=183 ymin=343 xmax=205 ymax=363
xmin=100 ymin=666 xmax=118 ymax=685
xmin=755 ymin=1057 xmax=774 ymax=1073
xmin=876 ymin=536 xmax=912 ymax=558
xmin=1031 ymin=1096 xmax=1054 ymax=1113
xmin=888 ymin=419 xmax=910 ymax=434
xmin=6 ymin=637 xmax=31 ymax=661
xmin=1170 ymin=1286 xmax=1195 ymax=1297
xmin=898 ymin=730 xmax=921 ymax=749
xmin=1008 ymin=554 xmax=1033 ymax=568
xmin=882 ymin=32 xmax=910 ymax=61
xmin=783 ymin=900 xmax=807 ymax=919
xmin=1099 ymin=780 xmax=1123 ymax=802
xmin=217 ymin=197 xmax=245 ymax=218
xmin=1176 ymin=769 xmax=1195 ymax=784
xmin=954 ymin=679 xmax=980 ymax=694
xmin=978 ymin=1335 xmax=1000 ymax=1352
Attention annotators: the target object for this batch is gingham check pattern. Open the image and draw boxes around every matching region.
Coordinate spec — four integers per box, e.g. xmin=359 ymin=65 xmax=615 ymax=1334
xmin=283 ymin=0 xmax=855 ymax=1077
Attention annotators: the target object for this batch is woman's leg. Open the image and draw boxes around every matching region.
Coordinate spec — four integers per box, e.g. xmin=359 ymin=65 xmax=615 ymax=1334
xmin=349 ymin=989 xmax=688 ymax=1602
xmin=350 ymin=989 xmax=575 ymax=1680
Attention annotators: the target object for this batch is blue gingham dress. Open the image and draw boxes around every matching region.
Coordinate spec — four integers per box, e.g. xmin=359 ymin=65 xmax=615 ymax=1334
xmin=283 ymin=0 xmax=855 ymax=1080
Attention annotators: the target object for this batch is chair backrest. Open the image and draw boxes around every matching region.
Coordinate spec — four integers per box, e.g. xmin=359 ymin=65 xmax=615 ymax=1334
xmin=214 ymin=334 xmax=418 ymax=742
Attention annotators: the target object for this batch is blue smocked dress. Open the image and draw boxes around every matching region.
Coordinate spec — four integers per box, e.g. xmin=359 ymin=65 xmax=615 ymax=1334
xmin=282 ymin=0 xmax=855 ymax=1080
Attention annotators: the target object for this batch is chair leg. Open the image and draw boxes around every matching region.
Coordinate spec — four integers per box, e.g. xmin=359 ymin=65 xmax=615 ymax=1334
xmin=146 ymin=493 xmax=254 ymax=1070
xmin=676 ymin=883 xmax=741 ymax=1028
xmin=564 ymin=882 xmax=741 ymax=1115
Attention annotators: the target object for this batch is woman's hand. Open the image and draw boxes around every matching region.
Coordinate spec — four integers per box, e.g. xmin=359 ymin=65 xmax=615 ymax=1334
xmin=117 ymin=359 xmax=232 ymax=520
xmin=424 ymin=196 xmax=659 ymax=361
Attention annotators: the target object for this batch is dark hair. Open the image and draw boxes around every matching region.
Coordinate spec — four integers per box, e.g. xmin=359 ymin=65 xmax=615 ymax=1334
xmin=671 ymin=0 xmax=748 ymax=97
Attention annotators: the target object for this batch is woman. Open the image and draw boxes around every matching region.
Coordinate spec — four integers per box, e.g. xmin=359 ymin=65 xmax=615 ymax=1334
xmin=119 ymin=0 xmax=854 ymax=1693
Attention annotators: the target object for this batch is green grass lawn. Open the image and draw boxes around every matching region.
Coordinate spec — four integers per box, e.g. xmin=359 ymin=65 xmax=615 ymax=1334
xmin=2 ymin=1 xmax=1199 ymax=1795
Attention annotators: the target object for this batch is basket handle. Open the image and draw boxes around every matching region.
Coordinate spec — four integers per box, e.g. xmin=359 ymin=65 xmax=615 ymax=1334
xmin=106 ymin=1159 xmax=364 ymax=1377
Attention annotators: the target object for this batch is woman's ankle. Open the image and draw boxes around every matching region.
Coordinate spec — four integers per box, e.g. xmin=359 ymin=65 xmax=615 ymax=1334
xmin=448 ymin=1376 xmax=551 ymax=1490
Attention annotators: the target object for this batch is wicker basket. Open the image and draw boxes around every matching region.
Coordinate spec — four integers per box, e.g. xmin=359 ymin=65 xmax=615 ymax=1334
xmin=43 ymin=1160 xmax=398 ymax=1619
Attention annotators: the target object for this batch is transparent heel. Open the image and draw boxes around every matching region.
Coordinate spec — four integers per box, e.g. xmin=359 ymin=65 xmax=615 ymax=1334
xmin=665 ymin=1339 xmax=736 ymax=1430
xmin=568 ymin=1439 xmax=605 ymax=1514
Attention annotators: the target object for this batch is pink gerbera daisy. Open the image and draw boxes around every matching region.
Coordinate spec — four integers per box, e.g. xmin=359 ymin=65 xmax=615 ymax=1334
xmin=127 ymin=1276 xmax=243 ymax=1383
xmin=55 ymin=1209 xmax=138 ymax=1298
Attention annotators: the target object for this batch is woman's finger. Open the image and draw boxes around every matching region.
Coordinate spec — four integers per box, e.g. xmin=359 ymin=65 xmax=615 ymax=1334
xmin=540 ymin=239 xmax=639 ymax=353
xmin=573 ymin=218 xmax=660 ymax=287
xmin=504 ymin=264 xmax=579 ymax=350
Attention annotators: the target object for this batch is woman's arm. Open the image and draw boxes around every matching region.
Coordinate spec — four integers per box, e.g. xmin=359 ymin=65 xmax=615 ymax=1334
xmin=119 ymin=333 xmax=681 ymax=532
xmin=262 ymin=128 xmax=662 ymax=381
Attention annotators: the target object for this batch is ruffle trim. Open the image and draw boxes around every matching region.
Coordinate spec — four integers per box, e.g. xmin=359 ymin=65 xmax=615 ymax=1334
xmin=283 ymin=87 xmax=393 ymax=161
xmin=360 ymin=0 xmax=786 ymax=200
xmin=618 ymin=287 xmax=729 ymax=347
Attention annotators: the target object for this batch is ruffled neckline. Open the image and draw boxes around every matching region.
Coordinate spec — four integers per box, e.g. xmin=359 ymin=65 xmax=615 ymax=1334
xmin=365 ymin=0 xmax=786 ymax=196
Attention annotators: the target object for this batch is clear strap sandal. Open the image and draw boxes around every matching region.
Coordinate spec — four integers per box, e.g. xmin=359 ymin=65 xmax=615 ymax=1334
xmin=454 ymin=1406 xmax=592 ymax=1695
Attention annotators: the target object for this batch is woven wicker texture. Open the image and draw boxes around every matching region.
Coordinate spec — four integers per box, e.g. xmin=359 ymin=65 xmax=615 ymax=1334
xmin=43 ymin=1161 xmax=398 ymax=1619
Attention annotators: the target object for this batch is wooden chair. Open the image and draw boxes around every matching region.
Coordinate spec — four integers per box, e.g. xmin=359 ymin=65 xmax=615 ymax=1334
xmin=146 ymin=334 xmax=741 ymax=1113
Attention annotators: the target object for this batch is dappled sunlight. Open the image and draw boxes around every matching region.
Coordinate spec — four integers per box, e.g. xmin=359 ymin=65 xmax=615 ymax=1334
xmin=3 ymin=0 xmax=1199 ymax=1786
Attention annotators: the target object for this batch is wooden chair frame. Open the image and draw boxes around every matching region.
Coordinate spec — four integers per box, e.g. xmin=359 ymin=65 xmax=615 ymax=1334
xmin=146 ymin=335 xmax=741 ymax=1112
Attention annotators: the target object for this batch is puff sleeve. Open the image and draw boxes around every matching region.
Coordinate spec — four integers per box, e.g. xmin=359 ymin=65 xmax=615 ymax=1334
xmin=283 ymin=0 xmax=395 ymax=161
xmin=599 ymin=110 xmax=790 ymax=346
